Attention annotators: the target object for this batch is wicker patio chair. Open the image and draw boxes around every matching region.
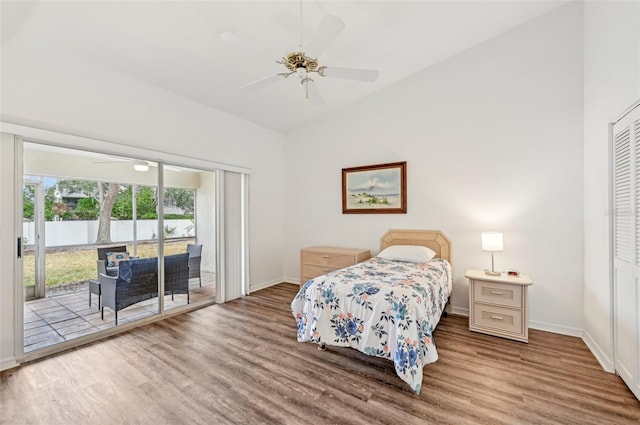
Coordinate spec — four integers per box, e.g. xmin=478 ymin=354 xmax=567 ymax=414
xmin=91 ymin=245 xmax=127 ymax=308
xmin=187 ymin=244 xmax=202 ymax=287
xmin=164 ymin=253 xmax=190 ymax=303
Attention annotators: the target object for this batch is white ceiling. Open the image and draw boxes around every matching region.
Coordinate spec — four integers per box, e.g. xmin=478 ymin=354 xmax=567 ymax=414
xmin=1 ymin=1 xmax=566 ymax=132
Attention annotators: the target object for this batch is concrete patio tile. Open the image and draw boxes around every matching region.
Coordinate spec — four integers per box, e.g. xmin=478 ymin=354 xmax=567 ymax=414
xmin=67 ymin=305 xmax=98 ymax=316
xmin=24 ymin=319 xmax=47 ymax=330
xmin=55 ymin=321 xmax=95 ymax=337
xmin=26 ymin=299 xmax=60 ymax=309
xmin=50 ymin=317 xmax=88 ymax=331
xmin=38 ymin=310 xmax=78 ymax=324
xmin=25 ymin=336 xmax=66 ymax=353
xmin=97 ymin=323 xmax=116 ymax=331
xmin=57 ymin=297 xmax=88 ymax=308
xmin=32 ymin=305 xmax=66 ymax=315
xmin=23 ymin=313 xmax=41 ymax=323
xmin=24 ymin=330 xmax=64 ymax=346
xmin=63 ymin=327 xmax=100 ymax=340
xmin=24 ymin=324 xmax=55 ymax=338
xmin=78 ymin=308 xmax=101 ymax=318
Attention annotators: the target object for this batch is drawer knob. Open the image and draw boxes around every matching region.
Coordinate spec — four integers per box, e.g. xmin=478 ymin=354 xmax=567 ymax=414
xmin=490 ymin=290 xmax=504 ymax=295
xmin=323 ymin=268 xmax=331 ymax=272
xmin=490 ymin=315 xmax=504 ymax=321
xmin=322 ymin=255 xmax=331 ymax=258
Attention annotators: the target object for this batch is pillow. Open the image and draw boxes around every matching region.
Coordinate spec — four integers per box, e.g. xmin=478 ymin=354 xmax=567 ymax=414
xmin=106 ymin=251 xmax=130 ymax=268
xmin=377 ymin=245 xmax=436 ymax=263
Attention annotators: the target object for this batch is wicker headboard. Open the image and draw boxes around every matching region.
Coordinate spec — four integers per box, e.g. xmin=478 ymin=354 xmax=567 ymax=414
xmin=380 ymin=229 xmax=451 ymax=263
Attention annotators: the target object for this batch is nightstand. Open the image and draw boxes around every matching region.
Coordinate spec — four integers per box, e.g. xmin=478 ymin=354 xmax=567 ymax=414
xmin=465 ymin=269 xmax=533 ymax=343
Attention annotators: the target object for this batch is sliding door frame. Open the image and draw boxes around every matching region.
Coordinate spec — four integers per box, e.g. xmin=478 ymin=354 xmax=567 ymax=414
xmin=8 ymin=123 xmax=251 ymax=364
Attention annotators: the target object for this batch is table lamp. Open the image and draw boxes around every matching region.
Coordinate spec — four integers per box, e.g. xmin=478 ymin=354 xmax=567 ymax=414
xmin=481 ymin=232 xmax=503 ymax=276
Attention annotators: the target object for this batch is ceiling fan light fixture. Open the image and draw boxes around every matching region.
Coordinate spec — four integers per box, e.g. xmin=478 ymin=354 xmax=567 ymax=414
xmin=133 ymin=162 xmax=149 ymax=172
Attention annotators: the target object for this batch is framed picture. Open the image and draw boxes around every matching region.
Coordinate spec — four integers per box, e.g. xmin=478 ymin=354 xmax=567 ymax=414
xmin=342 ymin=161 xmax=407 ymax=214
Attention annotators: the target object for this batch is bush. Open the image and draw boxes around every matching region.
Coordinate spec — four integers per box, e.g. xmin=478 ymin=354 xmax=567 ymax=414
xmin=164 ymin=214 xmax=194 ymax=219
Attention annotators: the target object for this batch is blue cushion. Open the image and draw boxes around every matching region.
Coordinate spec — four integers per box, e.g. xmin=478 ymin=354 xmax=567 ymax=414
xmin=106 ymin=251 xmax=129 ymax=267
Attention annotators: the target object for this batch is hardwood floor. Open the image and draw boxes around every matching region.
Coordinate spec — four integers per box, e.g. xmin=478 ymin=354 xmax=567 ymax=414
xmin=1 ymin=283 xmax=638 ymax=424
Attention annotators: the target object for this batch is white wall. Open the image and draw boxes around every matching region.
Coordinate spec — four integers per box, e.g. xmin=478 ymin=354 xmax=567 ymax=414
xmin=1 ymin=48 xmax=285 ymax=289
xmin=284 ymin=3 xmax=584 ymax=335
xmin=583 ymin=1 xmax=640 ymax=371
xmin=196 ymin=171 xmax=217 ymax=273
xmin=0 ymin=47 xmax=285 ymax=369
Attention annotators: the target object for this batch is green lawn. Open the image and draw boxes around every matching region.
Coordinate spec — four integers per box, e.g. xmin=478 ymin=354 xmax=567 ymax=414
xmin=23 ymin=240 xmax=193 ymax=287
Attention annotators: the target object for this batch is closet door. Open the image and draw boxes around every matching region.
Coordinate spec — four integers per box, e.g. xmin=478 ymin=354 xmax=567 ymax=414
xmin=612 ymin=101 xmax=640 ymax=401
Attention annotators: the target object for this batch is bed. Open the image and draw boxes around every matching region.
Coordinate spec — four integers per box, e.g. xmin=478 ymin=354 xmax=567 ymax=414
xmin=291 ymin=229 xmax=452 ymax=394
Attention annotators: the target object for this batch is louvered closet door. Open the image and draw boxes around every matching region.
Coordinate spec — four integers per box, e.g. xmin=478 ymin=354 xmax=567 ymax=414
xmin=612 ymin=102 xmax=640 ymax=401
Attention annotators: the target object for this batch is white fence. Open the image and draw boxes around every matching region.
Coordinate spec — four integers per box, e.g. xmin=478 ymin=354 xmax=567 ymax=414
xmin=23 ymin=219 xmax=194 ymax=247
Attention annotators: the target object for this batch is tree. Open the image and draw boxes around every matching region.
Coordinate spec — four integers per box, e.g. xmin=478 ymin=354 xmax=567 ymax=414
xmin=96 ymin=183 xmax=119 ymax=243
xmin=75 ymin=197 xmax=99 ymax=220
xmin=23 ymin=186 xmax=35 ymax=220
xmin=111 ymin=185 xmax=158 ymax=219
xmin=164 ymin=188 xmax=195 ymax=214
xmin=136 ymin=186 xmax=158 ymax=218
xmin=44 ymin=187 xmax=56 ymax=221
xmin=57 ymin=180 xmax=99 ymax=201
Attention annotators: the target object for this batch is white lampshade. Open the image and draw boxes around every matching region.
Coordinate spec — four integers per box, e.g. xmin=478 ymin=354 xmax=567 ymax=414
xmin=481 ymin=232 xmax=503 ymax=252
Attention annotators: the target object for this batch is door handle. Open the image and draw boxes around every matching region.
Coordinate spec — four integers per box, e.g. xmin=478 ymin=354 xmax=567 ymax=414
xmin=17 ymin=237 xmax=22 ymax=258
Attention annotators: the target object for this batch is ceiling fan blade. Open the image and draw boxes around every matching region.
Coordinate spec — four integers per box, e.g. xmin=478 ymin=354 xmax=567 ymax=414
xmin=220 ymin=32 xmax=278 ymax=62
xmin=319 ymin=66 xmax=379 ymax=82
xmin=304 ymin=80 xmax=324 ymax=106
xmin=305 ymin=14 xmax=345 ymax=58
xmin=241 ymin=74 xmax=287 ymax=91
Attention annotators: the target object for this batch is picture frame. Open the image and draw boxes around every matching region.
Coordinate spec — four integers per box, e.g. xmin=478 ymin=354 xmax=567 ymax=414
xmin=342 ymin=161 xmax=407 ymax=214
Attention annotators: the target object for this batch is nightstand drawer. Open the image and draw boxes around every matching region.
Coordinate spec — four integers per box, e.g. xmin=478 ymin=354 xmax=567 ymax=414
xmin=472 ymin=303 xmax=523 ymax=335
xmin=473 ymin=280 xmax=522 ymax=308
xmin=301 ymin=251 xmax=355 ymax=269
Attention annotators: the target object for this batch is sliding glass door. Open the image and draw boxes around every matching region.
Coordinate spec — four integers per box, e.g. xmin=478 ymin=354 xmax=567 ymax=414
xmin=21 ymin=141 xmax=217 ymax=354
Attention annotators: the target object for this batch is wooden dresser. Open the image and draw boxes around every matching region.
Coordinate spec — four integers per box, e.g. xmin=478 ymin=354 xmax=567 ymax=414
xmin=466 ymin=269 xmax=533 ymax=343
xmin=300 ymin=246 xmax=371 ymax=286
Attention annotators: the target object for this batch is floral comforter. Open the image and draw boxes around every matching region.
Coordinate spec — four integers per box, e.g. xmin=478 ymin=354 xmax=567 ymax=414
xmin=291 ymin=256 xmax=452 ymax=393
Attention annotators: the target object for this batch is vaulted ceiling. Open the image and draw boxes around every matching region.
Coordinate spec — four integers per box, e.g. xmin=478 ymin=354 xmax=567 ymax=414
xmin=1 ymin=1 xmax=566 ymax=132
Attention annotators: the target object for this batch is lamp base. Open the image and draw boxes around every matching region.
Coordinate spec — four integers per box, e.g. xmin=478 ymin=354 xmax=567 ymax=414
xmin=485 ymin=270 xmax=501 ymax=276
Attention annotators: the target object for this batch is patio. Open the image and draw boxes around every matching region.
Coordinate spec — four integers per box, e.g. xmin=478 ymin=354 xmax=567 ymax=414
xmin=24 ymin=272 xmax=215 ymax=353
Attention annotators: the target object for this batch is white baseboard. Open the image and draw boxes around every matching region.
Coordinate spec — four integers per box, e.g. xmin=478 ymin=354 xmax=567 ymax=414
xmin=450 ymin=307 xmax=585 ymax=339
xmin=250 ymin=278 xmax=287 ymax=293
xmin=528 ymin=320 xmax=583 ymax=337
xmin=283 ymin=276 xmax=300 ymax=285
xmin=582 ymin=330 xmax=615 ymax=373
xmin=451 ymin=306 xmax=469 ymax=316
xmin=0 ymin=357 xmax=19 ymax=372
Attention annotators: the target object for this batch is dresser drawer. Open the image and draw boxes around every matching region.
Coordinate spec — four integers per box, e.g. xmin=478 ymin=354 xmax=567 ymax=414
xmin=301 ymin=251 xmax=356 ymax=269
xmin=472 ymin=303 xmax=523 ymax=335
xmin=301 ymin=264 xmax=340 ymax=279
xmin=300 ymin=247 xmax=370 ymax=287
xmin=301 ymin=275 xmax=317 ymax=286
xmin=473 ymin=280 xmax=522 ymax=308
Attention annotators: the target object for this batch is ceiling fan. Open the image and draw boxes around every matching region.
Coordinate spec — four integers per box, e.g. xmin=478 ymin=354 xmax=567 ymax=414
xmin=220 ymin=1 xmax=379 ymax=105
xmin=93 ymin=157 xmax=182 ymax=172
